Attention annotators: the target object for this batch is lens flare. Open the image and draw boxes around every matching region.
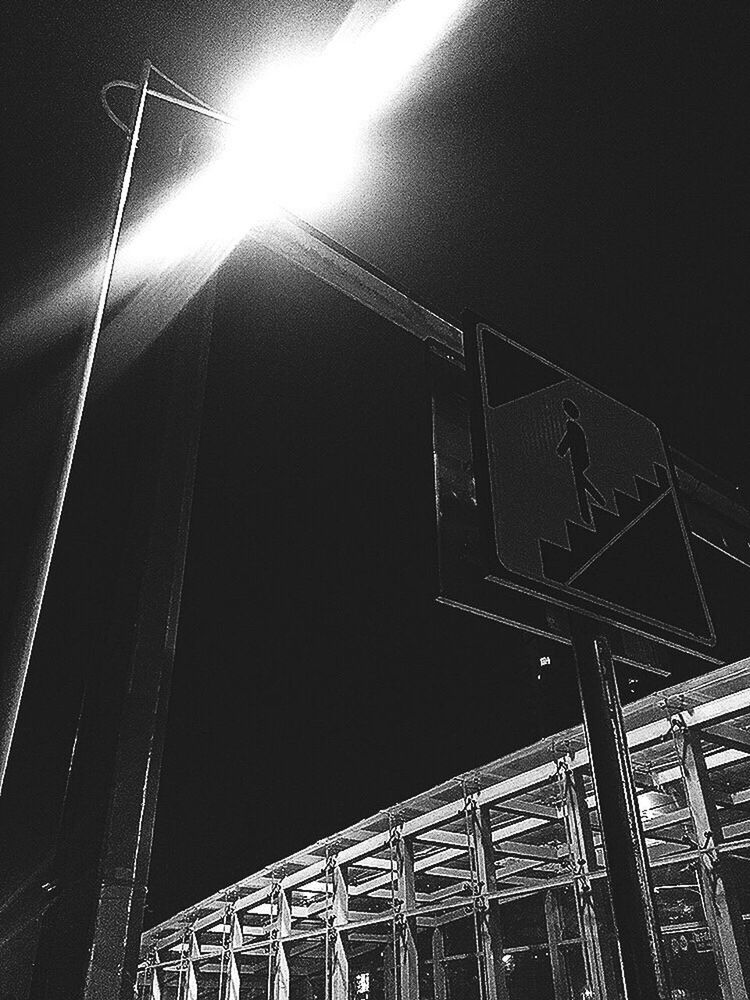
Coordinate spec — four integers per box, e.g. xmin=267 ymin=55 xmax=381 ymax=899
xmin=3 ymin=0 xmax=477 ymax=353
xmin=123 ymin=0 xmax=473 ymax=274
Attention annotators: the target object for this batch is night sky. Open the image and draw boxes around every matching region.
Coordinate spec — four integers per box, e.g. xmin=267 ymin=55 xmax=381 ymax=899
xmin=2 ymin=0 xmax=749 ymax=940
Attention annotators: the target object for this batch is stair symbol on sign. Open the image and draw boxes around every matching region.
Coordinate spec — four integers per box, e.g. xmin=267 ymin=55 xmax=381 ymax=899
xmin=539 ymin=463 xmax=671 ymax=585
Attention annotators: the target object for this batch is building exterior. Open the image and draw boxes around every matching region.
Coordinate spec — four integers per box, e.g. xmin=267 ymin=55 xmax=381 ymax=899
xmin=139 ymin=656 xmax=750 ymax=1000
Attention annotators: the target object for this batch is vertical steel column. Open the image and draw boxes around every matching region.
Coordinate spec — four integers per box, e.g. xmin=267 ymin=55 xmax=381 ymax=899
xmin=671 ymin=718 xmax=750 ymax=1000
xmin=473 ymin=805 xmax=510 ymax=1000
xmin=557 ymin=757 xmax=617 ymax=1000
xmin=140 ymin=951 xmax=161 ymax=1000
xmin=431 ymin=927 xmax=447 ymax=1000
xmin=544 ymin=891 xmax=570 ymax=1000
xmin=398 ymin=834 xmax=420 ymax=1000
xmin=149 ymin=961 xmax=162 ymax=1000
xmin=392 ymin=833 xmax=419 ymax=1000
xmin=219 ymin=909 xmax=243 ymax=1000
xmin=178 ymin=931 xmax=200 ymax=1000
xmin=270 ymin=886 xmax=291 ymax=1000
xmin=385 ymin=821 xmax=419 ymax=1000
xmin=384 ymin=935 xmax=397 ymax=1000
xmin=330 ymin=862 xmax=349 ymax=1000
xmin=571 ymin=614 xmax=669 ymax=999
xmin=80 ymin=285 xmax=215 ymax=1000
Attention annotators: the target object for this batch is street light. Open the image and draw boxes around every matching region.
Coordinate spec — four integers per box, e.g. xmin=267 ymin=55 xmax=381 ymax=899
xmin=0 ymin=5 xmax=483 ymax=991
xmin=0 ymin=0 xmax=479 ymax=797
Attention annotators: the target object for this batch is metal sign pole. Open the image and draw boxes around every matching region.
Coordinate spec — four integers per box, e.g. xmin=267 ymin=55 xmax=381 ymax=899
xmin=570 ymin=613 xmax=670 ymax=1000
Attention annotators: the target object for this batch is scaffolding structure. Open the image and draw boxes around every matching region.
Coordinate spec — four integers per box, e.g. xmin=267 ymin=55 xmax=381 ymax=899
xmin=139 ymin=657 xmax=750 ymax=999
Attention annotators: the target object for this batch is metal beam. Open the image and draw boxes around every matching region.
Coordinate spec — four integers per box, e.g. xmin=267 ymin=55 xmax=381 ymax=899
xmin=496 ymin=840 xmax=559 ymax=862
xmin=330 ymin=862 xmax=349 ymax=1000
xmin=494 ymin=800 xmax=559 ymax=822
xmin=432 ymin=926 xmax=447 ymax=1000
xmin=416 ymin=829 xmax=466 ymax=848
xmin=544 ymin=891 xmax=570 ymax=1000
xmin=557 ymin=759 xmax=618 ymax=1000
xmin=150 ymin=964 xmax=162 ymax=1000
xmin=178 ymin=932 xmax=200 ymax=1000
xmin=397 ymin=835 xmax=420 ymax=1000
xmin=33 ymin=283 xmax=215 ymax=1000
xmin=218 ymin=911 xmax=242 ymax=1000
xmin=570 ymin=618 xmax=669 ymax=1000
xmin=472 ymin=804 xmax=510 ymax=1000
xmin=145 ymin=659 xmax=750 ymax=952
xmin=270 ymin=886 xmax=291 ymax=1000
xmin=671 ymin=719 xmax=750 ymax=1000
xmin=262 ymin=212 xmax=463 ymax=356
xmin=699 ymin=723 xmax=750 ymax=756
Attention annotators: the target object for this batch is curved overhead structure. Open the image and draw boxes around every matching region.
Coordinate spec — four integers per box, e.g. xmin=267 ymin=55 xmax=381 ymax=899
xmin=140 ymin=657 xmax=750 ymax=999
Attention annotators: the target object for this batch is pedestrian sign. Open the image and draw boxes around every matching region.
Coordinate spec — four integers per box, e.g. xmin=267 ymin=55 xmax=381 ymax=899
xmin=463 ymin=315 xmax=715 ymax=649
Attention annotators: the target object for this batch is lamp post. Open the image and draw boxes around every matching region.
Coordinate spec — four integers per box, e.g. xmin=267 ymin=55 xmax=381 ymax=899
xmin=0 ymin=62 xmax=152 ymax=798
xmin=5 ymin=60 xmax=224 ymax=1000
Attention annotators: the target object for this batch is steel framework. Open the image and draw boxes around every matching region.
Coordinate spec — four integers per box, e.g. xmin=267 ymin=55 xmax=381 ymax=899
xmin=138 ymin=656 xmax=750 ymax=999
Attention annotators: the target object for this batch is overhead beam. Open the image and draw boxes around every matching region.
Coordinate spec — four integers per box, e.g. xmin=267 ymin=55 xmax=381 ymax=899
xmin=416 ymin=829 xmax=465 ymax=848
xmin=699 ymin=723 xmax=750 ymax=755
xmin=495 ymin=840 xmax=559 ymax=862
xmin=261 ymin=213 xmax=463 ymax=356
xmin=494 ymin=800 xmax=559 ymax=822
xmin=145 ymin=660 xmax=750 ymax=952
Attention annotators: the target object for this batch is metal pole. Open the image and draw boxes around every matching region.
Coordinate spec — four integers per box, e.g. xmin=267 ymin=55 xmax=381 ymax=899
xmin=271 ymin=889 xmax=292 ymax=1000
xmin=0 ymin=59 xmax=152 ymax=796
xmin=671 ymin=719 xmax=750 ymax=999
xmin=544 ymin=891 xmax=569 ymax=1000
xmin=556 ymin=758 xmax=618 ymax=1000
xmin=397 ymin=835 xmax=420 ymax=1000
xmin=570 ymin=613 xmax=669 ymax=999
xmin=331 ymin=862 xmax=349 ymax=1000
xmin=474 ymin=805 xmax=510 ymax=1000
xmin=80 ymin=286 xmax=215 ymax=999
xmin=431 ymin=928 xmax=447 ymax=1000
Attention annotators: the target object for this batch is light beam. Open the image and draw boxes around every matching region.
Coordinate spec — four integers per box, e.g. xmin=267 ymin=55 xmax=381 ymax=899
xmin=3 ymin=0 xmax=478 ymax=361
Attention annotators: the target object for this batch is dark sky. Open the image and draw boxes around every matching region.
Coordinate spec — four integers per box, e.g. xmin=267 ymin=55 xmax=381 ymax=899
xmin=2 ymin=0 xmax=749 ymax=935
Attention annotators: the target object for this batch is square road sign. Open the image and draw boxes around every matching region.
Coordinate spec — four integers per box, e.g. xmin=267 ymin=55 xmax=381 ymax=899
xmin=464 ymin=315 xmax=715 ymax=650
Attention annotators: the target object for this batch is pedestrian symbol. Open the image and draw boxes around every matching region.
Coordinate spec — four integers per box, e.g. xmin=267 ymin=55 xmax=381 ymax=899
xmin=464 ymin=317 xmax=714 ymax=648
xmin=556 ymin=398 xmax=606 ymax=525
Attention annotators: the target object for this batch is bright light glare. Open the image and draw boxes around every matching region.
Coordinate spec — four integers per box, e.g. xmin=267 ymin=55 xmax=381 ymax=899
xmin=226 ymin=59 xmax=360 ymax=218
xmin=3 ymin=0 xmax=476 ymax=347
xmin=122 ymin=0 xmax=472 ymax=274
xmin=117 ymin=156 xmax=276 ymax=273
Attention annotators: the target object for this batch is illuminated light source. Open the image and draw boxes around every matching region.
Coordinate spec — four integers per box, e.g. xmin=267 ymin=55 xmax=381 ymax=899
xmin=117 ymin=155 xmax=275 ymax=273
xmin=82 ymin=0 xmax=484 ymax=552
xmin=121 ymin=0 xmax=476 ymax=277
xmin=0 ymin=0 xmax=482 ymax=797
xmin=3 ymin=0 xmax=480 ymax=361
xmin=224 ymin=58 xmax=361 ymax=218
